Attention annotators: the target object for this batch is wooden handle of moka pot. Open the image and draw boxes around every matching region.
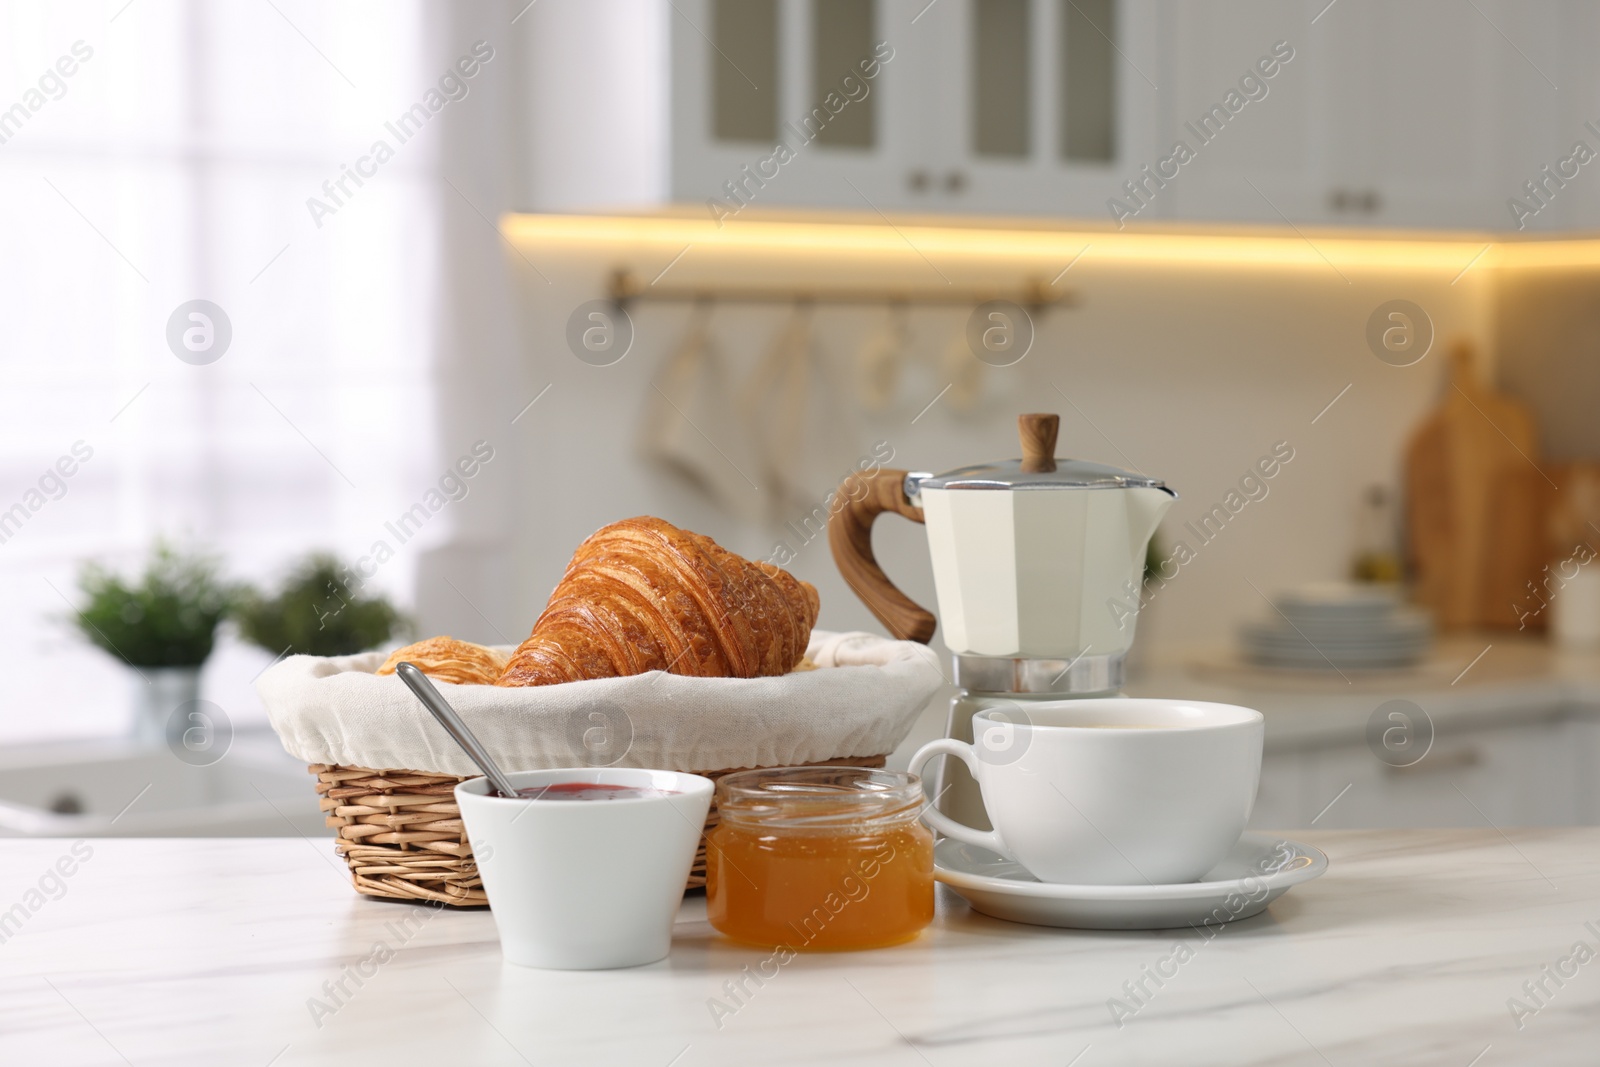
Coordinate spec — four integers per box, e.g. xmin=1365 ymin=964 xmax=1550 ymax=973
xmin=827 ymin=468 xmax=937 ymax=644
xmin=1019 ymin=413 xmax=1059 ymax=473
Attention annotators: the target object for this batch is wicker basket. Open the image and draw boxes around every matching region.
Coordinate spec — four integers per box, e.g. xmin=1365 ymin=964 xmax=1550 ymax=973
xmin=313 ymin=753 xmax=889 ymax=907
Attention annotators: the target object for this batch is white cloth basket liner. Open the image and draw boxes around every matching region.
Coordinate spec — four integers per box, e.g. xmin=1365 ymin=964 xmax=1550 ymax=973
xmin=258 ymin=630 xmax=947 ymax=777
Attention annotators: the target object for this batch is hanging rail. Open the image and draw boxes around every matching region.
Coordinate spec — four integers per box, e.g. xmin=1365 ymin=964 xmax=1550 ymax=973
xmin=607 ymin=269 xmax=1076 ymax=312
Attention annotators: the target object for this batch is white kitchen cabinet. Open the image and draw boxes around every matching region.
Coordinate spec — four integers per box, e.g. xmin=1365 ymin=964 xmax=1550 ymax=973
xmin=669 ymin=0 xmax=1159 ymax=218
xmin=519 ymin=0 xmax=1593 ymax=231
xmin=1573 ymin=715 xmax=1600 ymax=822
xmin=670 ymin=0 xmax=921 ymax=215
xmin=1248 ymin=746 xmax=1308 ymax=830
xmin=1144 ymin=0 xmax=1327 ymax=227
xmin=898 ymin=0 xmax=1161 ymax=216
xmin=1530 ymin=1 xmax=1600 ymax=233
xmin=1252 ymin=715 xmax=1584 ymax=831
xmin=1302 ymin=721 xmax=1580 ymax=829
xmin=1157 ymin=0 xmax=1556 ymax=231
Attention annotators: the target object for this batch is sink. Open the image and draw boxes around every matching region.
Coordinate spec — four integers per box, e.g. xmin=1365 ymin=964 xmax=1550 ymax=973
xmin=0 ymin=736 xmax=330 ymax=837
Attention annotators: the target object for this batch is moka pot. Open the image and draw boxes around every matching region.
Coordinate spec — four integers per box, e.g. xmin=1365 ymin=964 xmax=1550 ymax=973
xmin=828 ymin=413 xmax=1176 ymax=831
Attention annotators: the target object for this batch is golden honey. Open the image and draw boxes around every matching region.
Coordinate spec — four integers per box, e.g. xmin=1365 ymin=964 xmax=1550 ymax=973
xmin=705 ymin=767 xmax=935 ymax=951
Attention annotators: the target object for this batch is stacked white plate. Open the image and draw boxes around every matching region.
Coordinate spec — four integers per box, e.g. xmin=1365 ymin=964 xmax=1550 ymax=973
xmin=1241 ymin=583 xmax=1433 ymax=670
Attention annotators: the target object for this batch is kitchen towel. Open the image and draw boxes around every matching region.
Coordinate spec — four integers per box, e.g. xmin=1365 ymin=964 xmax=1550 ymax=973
xmin=638 ymin=301 xmax=765 ymax=520
xmin=740 ymin=303 xmax=862 ymax=520
xmin=258 ymin=630 xmax=947 ymax=776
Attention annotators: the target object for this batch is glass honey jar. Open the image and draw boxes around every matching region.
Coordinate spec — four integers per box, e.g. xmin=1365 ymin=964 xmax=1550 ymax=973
xmin=705 ymin=767 xmax=935 ymax=951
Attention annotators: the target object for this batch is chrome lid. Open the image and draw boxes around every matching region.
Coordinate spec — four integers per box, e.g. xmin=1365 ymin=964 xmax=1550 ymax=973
xmin=913 ymin=457 xmax=1169 ymax=492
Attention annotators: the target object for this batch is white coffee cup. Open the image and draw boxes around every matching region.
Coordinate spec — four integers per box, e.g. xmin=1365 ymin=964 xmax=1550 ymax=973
xmin=910 ymin=698 xmax=1263 ymax=885
xmin=455 ymin=768 xmax=713 ymax=969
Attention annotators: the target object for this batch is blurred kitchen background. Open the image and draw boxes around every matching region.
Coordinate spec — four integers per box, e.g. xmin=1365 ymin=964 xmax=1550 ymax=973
xmin=6 ymin=0 xmax=1600 ymax=835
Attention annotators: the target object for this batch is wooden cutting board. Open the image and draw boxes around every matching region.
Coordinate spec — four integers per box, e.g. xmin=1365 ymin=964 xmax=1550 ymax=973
xmin=1484 ymin=465 xmax=1558 ymax=629
xmin=1404 ymin=340 xmax=1548 ymax=629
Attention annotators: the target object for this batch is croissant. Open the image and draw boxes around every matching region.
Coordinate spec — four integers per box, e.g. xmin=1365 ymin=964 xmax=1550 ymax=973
xmin=498 ymin=517 xmax=819 ymax=686
xmin=377 ymin=636 xmax=507 ymax=686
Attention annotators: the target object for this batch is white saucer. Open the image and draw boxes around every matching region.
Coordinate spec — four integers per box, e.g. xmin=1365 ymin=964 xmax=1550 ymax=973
xmin=935 ymin=832 xmax=1328 ymax=930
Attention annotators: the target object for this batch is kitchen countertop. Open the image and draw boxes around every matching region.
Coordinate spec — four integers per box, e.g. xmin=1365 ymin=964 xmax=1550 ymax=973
xmin=882 ymin=637 xmax=1600 ymax=772
xmin=6 ymin=832 xmax=1600 ymax=1065
xmin=1126 ymin=635 xmax=1600 ymax=749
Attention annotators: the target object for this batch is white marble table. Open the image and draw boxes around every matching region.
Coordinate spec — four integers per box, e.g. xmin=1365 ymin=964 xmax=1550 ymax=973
xmin=3 ymin=831 xmax=1599 ymax=1066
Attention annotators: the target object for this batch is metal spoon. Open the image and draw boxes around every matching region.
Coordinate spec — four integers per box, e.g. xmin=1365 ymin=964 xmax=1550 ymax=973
xmin=395 ymin=662 xmax=521 ymax=798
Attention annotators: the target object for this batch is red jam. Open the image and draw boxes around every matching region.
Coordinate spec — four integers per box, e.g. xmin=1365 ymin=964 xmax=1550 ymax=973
xmin=514 ymin=783 xmax=679 ymax=801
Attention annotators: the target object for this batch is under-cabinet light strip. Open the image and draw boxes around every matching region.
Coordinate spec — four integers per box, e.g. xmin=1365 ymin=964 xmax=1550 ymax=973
xmin=498 ymin=212 xmax=1600 ymax=275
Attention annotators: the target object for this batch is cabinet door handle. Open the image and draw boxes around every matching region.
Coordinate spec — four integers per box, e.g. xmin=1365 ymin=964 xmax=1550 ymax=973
xmin=907 ymin=169 xmax=931 ymax=193
xmin=1382 ymin=746 xmax=1482 ymax=775
xmin=944 ymin=170 xmax=968 ymax=193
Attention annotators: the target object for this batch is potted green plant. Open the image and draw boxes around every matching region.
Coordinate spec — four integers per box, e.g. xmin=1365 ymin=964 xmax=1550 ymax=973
xmin=72 ymin=542 xmax=235 ymax=745
xmin=235 ymin=554 xmax=405 ymax=660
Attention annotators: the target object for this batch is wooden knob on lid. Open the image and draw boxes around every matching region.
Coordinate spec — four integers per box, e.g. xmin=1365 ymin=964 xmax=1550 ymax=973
xmin=1018 ymin=413 xmax=1059 ymax=473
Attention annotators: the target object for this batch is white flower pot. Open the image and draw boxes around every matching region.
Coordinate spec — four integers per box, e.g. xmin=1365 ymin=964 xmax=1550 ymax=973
xmin=132 ymin=667 xmax=203 ymax=747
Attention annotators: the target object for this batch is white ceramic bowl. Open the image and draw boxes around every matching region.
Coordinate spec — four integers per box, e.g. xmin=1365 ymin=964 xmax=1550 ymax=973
xmin=455 ymin=768 xmax=713 ymax=970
